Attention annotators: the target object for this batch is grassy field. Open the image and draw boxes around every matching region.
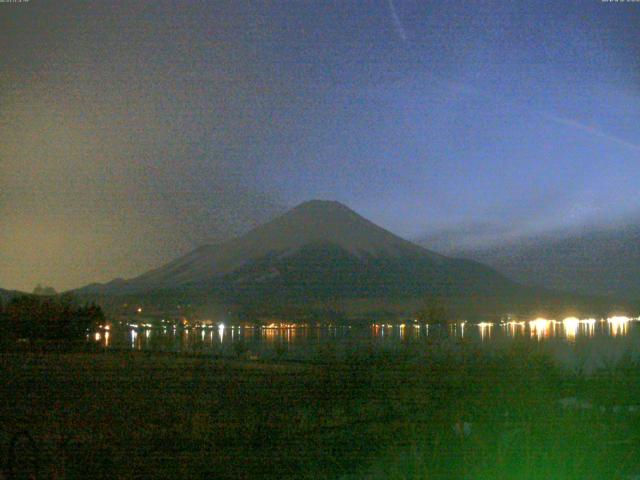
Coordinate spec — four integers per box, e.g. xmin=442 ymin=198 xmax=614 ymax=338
xmin=1 ymin=344 xmax=640 ymax=479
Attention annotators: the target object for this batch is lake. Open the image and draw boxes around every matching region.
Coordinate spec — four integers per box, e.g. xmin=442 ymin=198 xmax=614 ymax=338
xmin=92 ymin=316 xmax=640 ymax=370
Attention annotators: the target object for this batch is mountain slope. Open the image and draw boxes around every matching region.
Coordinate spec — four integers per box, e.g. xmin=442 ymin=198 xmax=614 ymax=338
xmin=78 ymin=200 xmax=518 ymax=302
xmin=132 ymin=200 xmax=443 ymax=288
xmin=423 ymin=224 xmax=640 ymax=300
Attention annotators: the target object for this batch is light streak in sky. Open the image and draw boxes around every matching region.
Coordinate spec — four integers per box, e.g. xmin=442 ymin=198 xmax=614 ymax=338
xmin=547 ymin=115 xmax=640 ymax=153
xmin=387 ymin=0 xmax=408 ymax=42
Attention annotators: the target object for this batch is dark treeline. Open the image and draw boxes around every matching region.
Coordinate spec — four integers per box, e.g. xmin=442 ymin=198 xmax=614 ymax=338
xmin=0 ymin=294 xmax=104 ymax=345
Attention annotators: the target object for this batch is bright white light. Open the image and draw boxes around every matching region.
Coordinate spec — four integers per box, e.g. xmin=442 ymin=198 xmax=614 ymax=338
xmin=563 ymin=317 xmax=579 ymax=340
xmin=530 ymin=318 xmax=550 ymax=340
xmin=478 ymin=322 xmax=493 ymax=340
xmin=607 ymin=316 xmax=630 ymax=336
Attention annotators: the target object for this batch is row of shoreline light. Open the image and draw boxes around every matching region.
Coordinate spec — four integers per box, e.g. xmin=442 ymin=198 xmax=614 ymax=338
xmin=476 ymin=316 xmax=638 ymax=340
xmin=97 ymin=316 xmax=638 ymax=337
xmin=91 ymin=315 xmax=639 ymax=349
xmin=102 ymin=316 xmax=638 ymax=329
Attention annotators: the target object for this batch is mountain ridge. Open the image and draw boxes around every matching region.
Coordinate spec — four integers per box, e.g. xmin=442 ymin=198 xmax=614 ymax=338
xmin=74 ymin=200 xmax=626 ymax=316
xmin=77 ymin=200 xmax=509 ymax=298
xmin=426 ymin=223 xmax=640 ymax=300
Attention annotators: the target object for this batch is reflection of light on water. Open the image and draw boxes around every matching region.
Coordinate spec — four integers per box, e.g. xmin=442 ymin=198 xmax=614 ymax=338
xmin=447 ymin=322 xmax=465 ymax=339
xmin=372 ymin=323 xmax=404 ymax=339
xmin=106 ymin=314 xmax=638 ymax=354
xmin=505 ymin=321 xmax=525 ymax=337
xmin=529 ymin=317 xmax=602 ymax=340
xmin=477 ymin=322 xmax=493 ymax=341
xmin=94 ymin=332 xmax=101 ymax=341
xmin=285 ymin=328 xmax=293 ymax=343
xmin=264 ymin=327 xmax=277 ymax=343
xmin=607 ymin=316 xmax=630 ymax=337
xmin=581 ymin=318 xmax=596 ymax=338
xmin=530 ymin=318 xmax=550 ymax=340
xmin=563 ymin=317 xmax=579 ymax=341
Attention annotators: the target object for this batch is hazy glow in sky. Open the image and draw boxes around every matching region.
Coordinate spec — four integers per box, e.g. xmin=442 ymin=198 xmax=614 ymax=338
xmin=1 ymin=0 xmax=639 ymax=291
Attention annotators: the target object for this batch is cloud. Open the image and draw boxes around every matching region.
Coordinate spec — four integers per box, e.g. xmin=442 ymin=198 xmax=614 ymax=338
xmin=0 ymin=59 xmax=285 ymax=292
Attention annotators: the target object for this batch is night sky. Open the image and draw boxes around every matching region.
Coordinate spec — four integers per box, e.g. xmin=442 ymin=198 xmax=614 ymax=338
xmin=2 ymin=0 xmax=639 ymax=291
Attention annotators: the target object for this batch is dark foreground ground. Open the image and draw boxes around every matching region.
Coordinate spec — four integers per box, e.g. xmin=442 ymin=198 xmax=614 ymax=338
xmin=2 ymin=344 xmax=640 ymax=479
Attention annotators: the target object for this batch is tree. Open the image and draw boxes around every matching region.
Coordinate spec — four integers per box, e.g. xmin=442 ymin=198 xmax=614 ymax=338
xmin=0 ymin=297 xmax=8 ymax=346
xmin=4 ymin=295 xmax=105 ymax=344
xmin=33 ymin=284 xmax=57 ymax=296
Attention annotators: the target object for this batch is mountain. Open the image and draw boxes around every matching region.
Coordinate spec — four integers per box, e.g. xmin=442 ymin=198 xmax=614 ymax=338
xmin=422 ymin=224 xmax=640 ymax=300
xmin=77 ymin=200 xmax=612 ymax=316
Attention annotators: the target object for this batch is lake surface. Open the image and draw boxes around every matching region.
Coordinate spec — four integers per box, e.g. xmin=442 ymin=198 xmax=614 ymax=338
xmin=93 ymin=316 xmax=640 ymax=370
